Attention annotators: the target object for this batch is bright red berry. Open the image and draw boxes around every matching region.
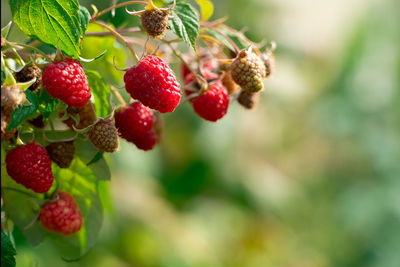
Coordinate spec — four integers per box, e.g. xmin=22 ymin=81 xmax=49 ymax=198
xmin=39 ymin=191 xmax=83 ymax=236
xmin=115 ymin=102 xmax=157 ymax=151
xmin=124 ymin=56 xmax=181 ymax=113
xmin=181 ymin=63 xmax=191 ymax=79
xmin=5 ymin=142 xmax=54 ymax=193
xmin=42 ymin=58 xmax=91 ymax=107
xmin=185 ymin=71 xmax=230 ymax=122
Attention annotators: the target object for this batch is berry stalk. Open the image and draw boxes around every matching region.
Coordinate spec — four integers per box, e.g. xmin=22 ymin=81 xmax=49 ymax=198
xmin=91 ymin=20 xmax=140 ymax=63
xmin=90 ymin=1 xmax=147 ymax=21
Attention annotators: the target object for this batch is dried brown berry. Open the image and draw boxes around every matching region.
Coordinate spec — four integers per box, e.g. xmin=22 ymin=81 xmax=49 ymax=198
xmin=237 ymin=91 xmax=259 ymax=109
xmin=262 ymin=51 xmax=275 ymax=77
xmin=1 ymin=85 xmax=26 ymax=112
xmin=88 ymin=119 xmax=119 ymax=153
xmin=140 ymin=9 xmax=170 ymax=37
xmin=1 ymin=36 xmax=5 ymax=50
xmin=46 ymin=141 xmax=75 ymax=168
xmin=61 ymin=102 xmax=96 ymax=130
xmin=28 ymin=114 xmax=47 ymax=129
xmin=1 ymin=111 xmax=17 ymax=141
xmin=15 ymin=65 xmax=42 ymax=92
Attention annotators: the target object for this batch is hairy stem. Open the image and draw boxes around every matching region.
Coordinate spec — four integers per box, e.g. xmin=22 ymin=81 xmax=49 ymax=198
xmin=91 ymin=1 xmax=147 ymax=20
xmin=91 ymin=20 xmax=140 ymax=63
xmin=85 ymin=27 xmax=141 ymax=37
xmin=7 ymin=41 xmax=53 ymax=62
xmin=110 ymin=85 xmax=127 ymax=106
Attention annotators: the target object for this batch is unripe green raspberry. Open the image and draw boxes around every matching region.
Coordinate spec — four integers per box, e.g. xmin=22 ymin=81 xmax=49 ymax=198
xmin=89 ymin=119 xmax=119 ymax=153
xmin=231 ymin=49 xmax=266 ymax=92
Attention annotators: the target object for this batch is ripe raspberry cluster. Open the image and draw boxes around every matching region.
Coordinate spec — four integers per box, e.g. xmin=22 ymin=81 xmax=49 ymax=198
xmin=1 ymin=0 xmax=276 ymax=241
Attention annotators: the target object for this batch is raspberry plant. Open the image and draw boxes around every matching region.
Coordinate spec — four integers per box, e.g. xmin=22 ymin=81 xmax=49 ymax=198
xmin=1 ymin=0 xmax=275 ymax=264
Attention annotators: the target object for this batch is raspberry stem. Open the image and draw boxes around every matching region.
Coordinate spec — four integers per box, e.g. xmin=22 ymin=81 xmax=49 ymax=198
xmin=85 ymin=27 xmax=141 ymax=37
xmin=164 ymin=42 xmax=197 ymax=78
xmin=91 ymin=1 xmax=147 ymax=21
xmin=91 ymin=20 xmax=140 ymax=63
xmin=7 ymin=42 xmax=53 ymax=62
xmin=110 ymin=85 xmax=127 ymax=106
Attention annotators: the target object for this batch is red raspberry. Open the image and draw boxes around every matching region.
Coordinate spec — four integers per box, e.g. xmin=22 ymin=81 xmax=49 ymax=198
xmin=115 ymin=102 xmax=157 ymax=151
xmin=5 ymin=142 xmax=54 ymax=193
xmin=184 ymin=70 xmax=218 ymax=86
xmin=42 ymin=58 xmax=91 ymax=107
xmin=185 ymin=71 xmax=230 ymax=122
xmin=124 ymin=56 xmax=181 ymax=113
xmin=181 ymin=63 xmax=191 ymax=79
xmin=39 ymin=191 xmax=83 ymax=236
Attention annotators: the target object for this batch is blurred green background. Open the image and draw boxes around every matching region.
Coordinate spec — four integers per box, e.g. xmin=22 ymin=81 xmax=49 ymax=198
xmin=2 ymin=0 xmax=400 ymax=266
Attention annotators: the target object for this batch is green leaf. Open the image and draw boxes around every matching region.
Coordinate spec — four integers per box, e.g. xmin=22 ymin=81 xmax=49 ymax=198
xmin=75 ymin=139 xmax=111 ymax=181
xmin=8 ymin=90 xmax=39 ymax=130
xmin=1 ymin=21 xmax=12 ymax=38
xmin=86 ymin=151 xmax=104 ymax=166
xmin=168 ymin=0 xmax=200 ymax=51
xmin=51 ymin=156 xmax=104 ymax=259
xmin=86 ymin=70 xmax=111 ymax=118
xmin=9 ymin=0 xmax=81 ymax=58
xmin=39 ymin=90 xmax=59 ymax=121
xmin=1 ymin=231 xmax=16 ymax=267
xmin=78 ymin=6 xmax=91 ymax=38
xmin=195 ymin=0 xmax=214 ymax=21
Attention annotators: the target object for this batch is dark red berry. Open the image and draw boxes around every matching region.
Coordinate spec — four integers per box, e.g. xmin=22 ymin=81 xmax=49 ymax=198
xmin=42 ymin=58 xmax=91 ymax=107
xmin=39 ymin=191 xmax=83 ymax=236
xmin=124 ymin=56 xmax=181 ymax=113
xmin=115 ymin=102 xmax=157 ymax=151
xmin=5 ymin=142 xmax=54 ymax=193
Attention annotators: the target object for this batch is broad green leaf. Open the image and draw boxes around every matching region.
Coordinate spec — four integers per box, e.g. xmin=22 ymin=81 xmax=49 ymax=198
xmin=52 ymin=157 xmax=103 ymax=259
xmin=8 ymin=90 xmax=39 ymax=130
xmin=167 ymin=0 xmax=200 ymax=51
xmin=86 ymin=70 xmax=111 ymax=118
xmin=1 ymin=21 xmax=12 ymax=38
xmin=195 ymin=0 xmax=214 ymax=21
xmin=75 ymin=139 xmax=111 ymax=181
xmin=78 ymin=6 xmax=91 ymax=38
xmin=1 ymin=230 xmax=16 ymax=267
xmin=9 ymin=0 xmax=81 ymax=58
